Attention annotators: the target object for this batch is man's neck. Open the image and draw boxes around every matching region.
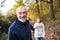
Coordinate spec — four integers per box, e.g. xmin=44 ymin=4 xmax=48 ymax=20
xmin=18 ymin=18 xmax=26 ymax=23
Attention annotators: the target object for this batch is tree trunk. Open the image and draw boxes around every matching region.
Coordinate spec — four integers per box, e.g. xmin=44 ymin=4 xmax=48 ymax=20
xmin=35 ymin=0 xmax=40 ymax=17
xmin=50 ymin=0 xmax=55 ymax=19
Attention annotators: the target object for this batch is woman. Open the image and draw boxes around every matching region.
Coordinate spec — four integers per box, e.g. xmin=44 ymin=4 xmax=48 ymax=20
xmin=34 ymin=17 xmax=45 ymax=40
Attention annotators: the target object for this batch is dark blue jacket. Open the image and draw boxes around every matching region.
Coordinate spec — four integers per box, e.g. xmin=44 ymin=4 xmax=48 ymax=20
xmin=8 ymin=18 xmax=32 ymax=40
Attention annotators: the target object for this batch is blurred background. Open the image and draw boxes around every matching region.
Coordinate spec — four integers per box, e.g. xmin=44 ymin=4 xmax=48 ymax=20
xmin=0 ymin=0 xmax=60 ymax=40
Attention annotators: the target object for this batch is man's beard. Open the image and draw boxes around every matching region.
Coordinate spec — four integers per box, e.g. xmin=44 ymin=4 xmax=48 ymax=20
xmin=18 ymin=17 xmax=26 ymax=23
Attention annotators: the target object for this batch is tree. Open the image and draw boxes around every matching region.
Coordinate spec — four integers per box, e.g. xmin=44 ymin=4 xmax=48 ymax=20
xmin=35 ymin=0 xmax=40 ymax=17
xmin=13 ymin=0 xmax=24 ymax=13
xmin=48 ymin=0 xmax=55 ymax=19
xmin=53 ymin=0 xmax=60 ymax=12
xmin=6 ymin=9 xmax=17 ymax=22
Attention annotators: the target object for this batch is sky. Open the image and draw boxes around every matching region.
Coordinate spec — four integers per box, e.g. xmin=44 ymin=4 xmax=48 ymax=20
xmin=0 ymin=0 xmax=33 ymax=15
xmin=0 ymin=0 xmax=16 ymax=15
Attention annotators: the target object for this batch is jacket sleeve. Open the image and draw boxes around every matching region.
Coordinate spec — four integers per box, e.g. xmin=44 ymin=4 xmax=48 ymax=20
xmin=8 ymin=30 xmax=18 ymax=40
xmin=30 ymin=25 xmax=34 ymax=31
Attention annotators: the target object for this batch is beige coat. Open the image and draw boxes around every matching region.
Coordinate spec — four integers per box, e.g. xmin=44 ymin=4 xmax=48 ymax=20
xmin=34 ymin=22 xmax=45 ymax=37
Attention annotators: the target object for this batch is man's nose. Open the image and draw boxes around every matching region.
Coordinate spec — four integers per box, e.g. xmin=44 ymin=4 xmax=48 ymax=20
xmin=21 ymin=13 xmax=24 ymax=17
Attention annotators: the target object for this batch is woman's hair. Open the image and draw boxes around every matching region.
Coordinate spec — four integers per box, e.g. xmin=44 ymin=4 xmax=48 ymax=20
xmin=36 ymin=17 xmax=41 ymax=22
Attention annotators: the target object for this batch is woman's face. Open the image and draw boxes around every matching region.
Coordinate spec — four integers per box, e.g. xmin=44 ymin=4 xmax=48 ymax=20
xmin=36 ymin=18 xmax=41 ymax=23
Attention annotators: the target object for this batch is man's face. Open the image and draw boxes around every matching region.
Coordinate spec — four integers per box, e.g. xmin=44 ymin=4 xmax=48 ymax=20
xmin=16 ymin=7 xmax=27 ymax=22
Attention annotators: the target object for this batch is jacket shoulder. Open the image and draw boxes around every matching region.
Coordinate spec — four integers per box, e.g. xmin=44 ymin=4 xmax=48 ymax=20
xmin=8 ymin=20 xmax=17 ymax=31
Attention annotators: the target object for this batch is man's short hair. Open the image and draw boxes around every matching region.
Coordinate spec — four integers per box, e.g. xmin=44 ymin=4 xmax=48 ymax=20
xmin=16 ymin=6 xmax=27 ymax=13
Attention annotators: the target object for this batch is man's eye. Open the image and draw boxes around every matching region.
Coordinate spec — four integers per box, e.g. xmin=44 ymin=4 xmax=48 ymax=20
xmin=19 ymin=12 xmax=22 ymax=14
xmin=23 ymin=12 xmax=25 ymax=13
xmin=18 ymin=11 xmax=27 ymax=14
xmin=23 ymin=11 xmax=27 ymax=13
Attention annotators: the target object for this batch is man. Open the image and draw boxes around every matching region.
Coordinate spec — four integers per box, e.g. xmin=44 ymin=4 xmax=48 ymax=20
xmin=8 ymin=6 xmax=32 ymax=40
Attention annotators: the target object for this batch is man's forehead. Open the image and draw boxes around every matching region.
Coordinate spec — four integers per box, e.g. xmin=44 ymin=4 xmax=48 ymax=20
xmin=16 ymin=6 xmax=27 ymax=12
